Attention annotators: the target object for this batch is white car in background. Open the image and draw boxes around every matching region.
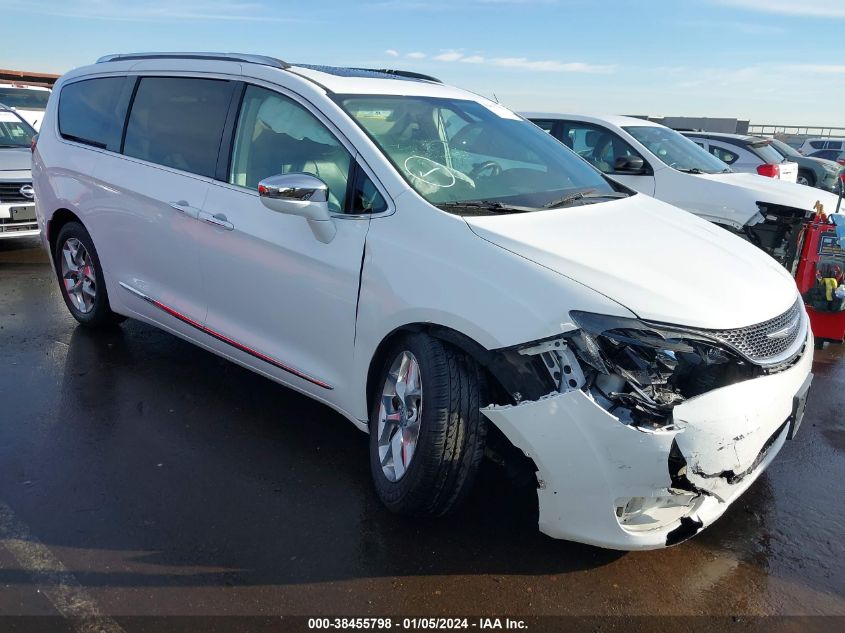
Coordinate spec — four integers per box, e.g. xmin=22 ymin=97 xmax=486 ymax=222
xmin=0 ymin=105 xmax=39 ymax=238
xmin=682 ymin=132 xmax=798 ymax=183
xmin=798 ymin=137 xmax=845 ymax=156
xmin=0 ymin=84 xmax=52 ymax=130
xmin=524 ymin=113 xmax=841 ymax=270
xmin=34 ymin=53 xmax=813 ymax=550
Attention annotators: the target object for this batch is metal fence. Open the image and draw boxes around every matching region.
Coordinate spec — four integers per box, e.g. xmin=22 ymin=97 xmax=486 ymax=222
xmin=748 ymin=125 xmax=845 ymax=139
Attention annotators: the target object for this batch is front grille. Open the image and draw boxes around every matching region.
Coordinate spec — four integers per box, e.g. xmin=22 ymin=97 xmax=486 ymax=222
xmin=0 ymin=182 xmax=32 ymax=203
xmin=706 ymin=298 xmax=805 ymax=365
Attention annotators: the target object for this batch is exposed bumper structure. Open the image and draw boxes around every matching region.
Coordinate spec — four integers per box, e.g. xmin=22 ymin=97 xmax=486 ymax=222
xmin=481 ymin=332 xmax=814 ymax=550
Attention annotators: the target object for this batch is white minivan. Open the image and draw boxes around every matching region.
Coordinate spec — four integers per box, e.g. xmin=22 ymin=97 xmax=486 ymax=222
xmin=34 ymin=53 xmax=813 ymax=550
xmin=525 ymin=114 xmax=842 ymax=271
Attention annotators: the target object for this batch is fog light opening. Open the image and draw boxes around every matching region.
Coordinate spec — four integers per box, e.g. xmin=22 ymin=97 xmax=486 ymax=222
xmin=614 ymin=495 xmax=699 ymax=532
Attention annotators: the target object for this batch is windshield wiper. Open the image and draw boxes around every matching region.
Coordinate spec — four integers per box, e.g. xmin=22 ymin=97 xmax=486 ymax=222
xmin=676 ymin=167 xmax=704 ymax=174
xmin=437 ymin=200 xmax=538 ymax=214
xmin=543 ymin=190 xmax=629 ymax=209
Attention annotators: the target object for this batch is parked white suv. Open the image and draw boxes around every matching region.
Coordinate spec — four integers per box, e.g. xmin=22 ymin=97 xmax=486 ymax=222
xmin=0 ymin=105 xmax=38 ymax=238
xmin=798 ymin=137 xmax=845 ymax=155
xmin=34 ymin=53 xmax=813 ymax=550
xmin=525 ymin=114 xmax=842 ymax=271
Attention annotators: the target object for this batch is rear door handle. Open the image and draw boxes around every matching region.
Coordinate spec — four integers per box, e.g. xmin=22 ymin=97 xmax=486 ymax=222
xmin=199 ymin=211 xmax=234 ymax=231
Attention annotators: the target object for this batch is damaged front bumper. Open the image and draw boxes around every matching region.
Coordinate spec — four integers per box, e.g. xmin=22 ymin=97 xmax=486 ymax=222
xmin=480 ymin=331 xmax=814 ymax=550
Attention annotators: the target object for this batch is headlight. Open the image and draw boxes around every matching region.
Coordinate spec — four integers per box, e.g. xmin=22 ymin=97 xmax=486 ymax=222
xmin=566 ymin=312 xmax=759 ymax=428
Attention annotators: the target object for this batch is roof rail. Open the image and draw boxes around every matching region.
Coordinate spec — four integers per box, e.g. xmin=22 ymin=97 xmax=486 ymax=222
xmin=96 ymin=52 xmax=290 ymax=69
xmin=351 ymin=68 xmax=442 ymax=83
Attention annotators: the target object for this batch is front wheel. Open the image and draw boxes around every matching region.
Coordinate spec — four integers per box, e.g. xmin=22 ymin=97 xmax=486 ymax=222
xmin=369 ymin=333 xmax=487 ymax=517
xmin=54 ymin=221 xmax=124 ymax=328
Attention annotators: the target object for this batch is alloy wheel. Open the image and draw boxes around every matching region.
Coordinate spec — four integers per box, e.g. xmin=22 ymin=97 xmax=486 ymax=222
xmin=60 ymin=237 xmax=97 ymax=314
xmin=377 ymin=351 xmax=423 ymax=482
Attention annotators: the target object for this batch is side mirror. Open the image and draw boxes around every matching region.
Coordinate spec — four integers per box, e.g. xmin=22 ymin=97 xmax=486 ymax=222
xmin=614 ymin=155 xmax=646 ymax=173
xmin=258 ymin=173 xmax=336 ymax=243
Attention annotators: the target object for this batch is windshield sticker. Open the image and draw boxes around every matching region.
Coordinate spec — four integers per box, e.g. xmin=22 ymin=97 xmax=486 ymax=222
xmin=354 ymin=109 xmax=393 ymax=120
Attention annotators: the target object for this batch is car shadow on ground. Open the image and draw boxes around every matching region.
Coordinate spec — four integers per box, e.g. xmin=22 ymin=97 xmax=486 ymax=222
xmin=0 ymin=321 xmax=626 ymax=591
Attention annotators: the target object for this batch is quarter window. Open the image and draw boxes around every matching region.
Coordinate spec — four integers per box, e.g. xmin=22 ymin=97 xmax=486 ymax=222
xmin=229 ymin=85 xmax=353 ymax=213
xmin=708 ymin=145 xmax=739 ymax=165
xmin=123 ymin=77 xmax=233 ymax=178
xmin=59 ymin=77 xmax=128 ymax=150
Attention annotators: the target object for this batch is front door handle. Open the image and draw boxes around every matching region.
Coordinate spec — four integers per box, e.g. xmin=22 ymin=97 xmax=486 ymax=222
xmin=169 ymin=200 xmax=200 ymax=218
xmin=199 ymin=211 xmax=234 ymax=230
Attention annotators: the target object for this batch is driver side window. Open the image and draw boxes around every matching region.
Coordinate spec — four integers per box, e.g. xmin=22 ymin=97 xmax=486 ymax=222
xmin=229 ymin=85 xmax=352 ymax=213
xmin=561 ymin=123 xmax=644 ymax=174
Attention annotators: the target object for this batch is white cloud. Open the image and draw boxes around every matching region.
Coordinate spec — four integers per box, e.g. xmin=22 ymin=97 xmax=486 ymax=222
xmin=423 ymin=50 xmax=613 ymax=73
xmin=385 ymin=49 xmax=399 ymax=57
xmin=491 ymin=57 xmax=616 ymax=73
xmin=785 ymin=64 xmax=845 ymax=74
xmin=434 ymin=51 xmax=464 ymax=62
xmin=406 ymin=52 xmax=427 ymax=59
xmin=714 ymin=0 xmax=845 ymax=18
xmin=12 ymin=0 xmax=298 ymax=22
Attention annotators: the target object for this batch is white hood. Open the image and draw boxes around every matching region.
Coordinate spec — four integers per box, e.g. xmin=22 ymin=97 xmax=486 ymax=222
xmin=659 ymin=169 xmax=842 ymax=227
xmin=463 ymin=194 xmax=798 ymax=330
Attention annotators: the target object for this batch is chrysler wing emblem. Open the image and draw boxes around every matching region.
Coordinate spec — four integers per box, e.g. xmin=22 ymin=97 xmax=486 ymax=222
xmin=20 ymin=184 xmax=35 ymax=200
xmin=767 ymin=313 xmax=800 ymax=340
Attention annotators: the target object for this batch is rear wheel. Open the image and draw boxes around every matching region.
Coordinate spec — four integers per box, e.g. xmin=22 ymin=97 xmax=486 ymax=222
xmin=54 ymin=222 xmax=123 ymax=327
xmin=369 ymin=333 xmax=487 ymax=517
xmin=797 ymin=170 xmax=815 ymax=187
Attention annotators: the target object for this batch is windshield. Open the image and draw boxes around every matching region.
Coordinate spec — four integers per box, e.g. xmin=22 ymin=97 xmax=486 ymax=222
xmin=0 ymin=87 xmax=50 ymax=110
xmin=624 ymin=126 xmax=731 ymax=174
xmin=769 ymin=138 xmax=800 ymax=159
xmin=338 ymin=95 xmax=617 ymax=211
xmin=0 ymin=111 xmax=34 ymax=147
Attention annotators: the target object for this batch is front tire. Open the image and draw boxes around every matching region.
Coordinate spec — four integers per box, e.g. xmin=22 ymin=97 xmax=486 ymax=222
xmin=54 ymin=221 xmax=123 ymax=328
xmin=369 ymin=333 xmax=487 ymax=517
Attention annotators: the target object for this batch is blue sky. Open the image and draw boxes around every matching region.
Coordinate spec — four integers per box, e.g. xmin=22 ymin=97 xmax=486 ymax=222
xmin=3 ymin=0 xmax=845 ymax=126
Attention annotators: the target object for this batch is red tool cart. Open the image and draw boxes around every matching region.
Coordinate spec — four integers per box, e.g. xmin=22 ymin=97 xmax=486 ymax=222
xmin=794 ymin=176 xmax=845 ymax=347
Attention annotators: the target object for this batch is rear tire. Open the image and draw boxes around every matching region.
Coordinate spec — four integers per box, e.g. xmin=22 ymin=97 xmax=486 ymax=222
xmin=369 ymin=333 xmax=488 ymax=517
xmin=54 ymin=221 xmax=124 ymax=328
xmin=797 ymin=170 xmax=815 ymax=187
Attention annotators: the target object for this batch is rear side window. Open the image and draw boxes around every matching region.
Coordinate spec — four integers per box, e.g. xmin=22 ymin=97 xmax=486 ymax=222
xmin=59 ymin=77 xmax=128 ymax=150
xmin=123 ymin=77 xmax=233 ymax=178
xmin=810 ymin=140 xmax=825 ymax=149
xmin=709 ymin=145 xmax=739 ymax=165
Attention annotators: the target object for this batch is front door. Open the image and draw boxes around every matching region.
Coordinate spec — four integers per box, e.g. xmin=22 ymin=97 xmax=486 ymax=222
xmin=198 ymin=84 xmax=386 ymax=402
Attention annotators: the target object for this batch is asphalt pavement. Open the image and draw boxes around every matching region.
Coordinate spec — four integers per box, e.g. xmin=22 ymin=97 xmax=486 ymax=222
xmin=1 ymin=236 xmax=843 ymax=632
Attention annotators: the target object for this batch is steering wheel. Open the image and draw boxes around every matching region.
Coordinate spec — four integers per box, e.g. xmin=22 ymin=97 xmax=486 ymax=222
xmin=469 ymin=160 xmax=502 ymax=180
xmin=404 ymin=155 xmax=457 ymax=188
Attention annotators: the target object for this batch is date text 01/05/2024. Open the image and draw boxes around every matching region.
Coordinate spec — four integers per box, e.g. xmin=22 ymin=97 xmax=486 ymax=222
xmin=307 ymin=618 xmax=528 ymax=630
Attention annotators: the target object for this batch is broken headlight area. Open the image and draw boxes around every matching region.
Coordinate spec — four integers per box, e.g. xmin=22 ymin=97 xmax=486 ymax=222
xmin=520 ymin=312 xmax=762 ymax=430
